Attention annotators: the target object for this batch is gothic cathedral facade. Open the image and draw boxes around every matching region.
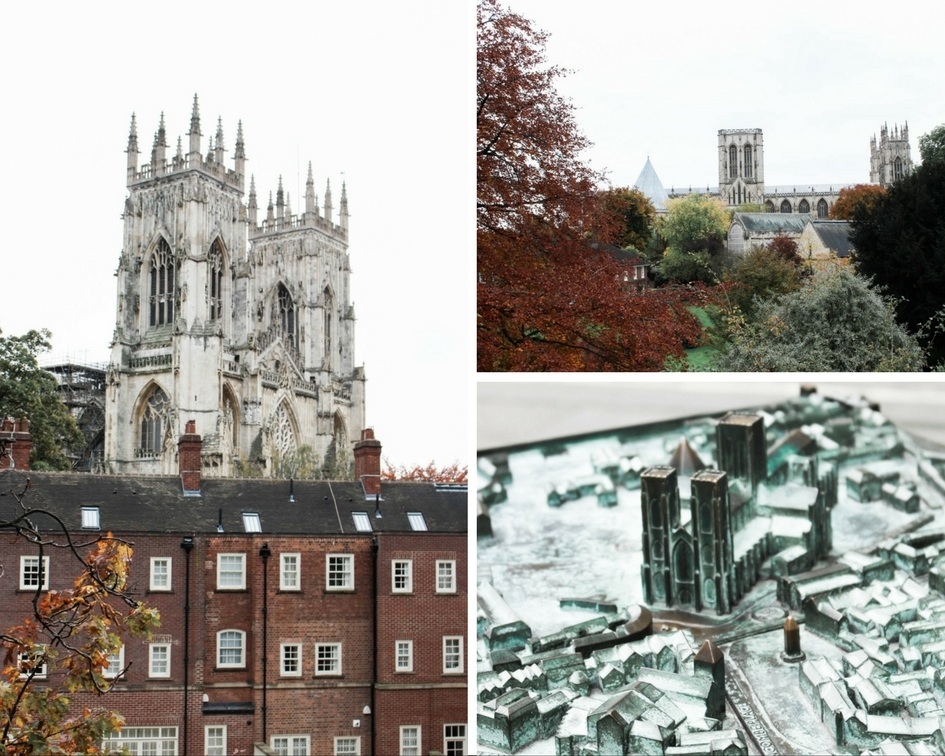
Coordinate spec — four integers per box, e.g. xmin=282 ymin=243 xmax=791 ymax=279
xmin=104 ymin=96 xmax=365 ymax=478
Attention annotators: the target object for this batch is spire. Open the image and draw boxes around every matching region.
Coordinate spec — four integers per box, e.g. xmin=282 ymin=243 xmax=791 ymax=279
xmin=276 ymin=175 xmax=285 ymax=221
xmin=305 ymin=161 xmax=316 ymax=215
xmin=188 ymin=93 xmax=201 ymax=157
xmin=174 ymin=136 xmax=184 ymax=168
xmin=214 ymin=116 xmax=225 ymax=165
xmin=266 ymin=191 xmax=275 ymax=223
xmin=340 ymin=179 xmax=349 ymax=232
xmin=234 ymin=119 xmax=246 ymax=177
xmin=248 ymin=175 xmax=258 ymax=227
xmin=206 ymin=135 xmax=215 ymax=164
xmin=285 ymin=191 xmax=292 ymax=219
xmin=151 ymin=112 xmax=167 ymax=174
xmin=324 ymin=178 xmax=333 ymax=224
xmin=126 ymin=113 xmax=139 ymax=177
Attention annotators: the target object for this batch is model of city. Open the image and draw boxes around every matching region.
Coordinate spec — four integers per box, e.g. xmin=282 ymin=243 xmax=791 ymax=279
xmin=477 ymin=387 xmax=945 ymax=754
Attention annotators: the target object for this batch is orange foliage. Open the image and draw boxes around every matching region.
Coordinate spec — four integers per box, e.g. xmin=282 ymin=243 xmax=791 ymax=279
xmin=829 ymin=183 xmax=886 ymax=220
xmin=381 ymin=459 xmax=468 ymax=483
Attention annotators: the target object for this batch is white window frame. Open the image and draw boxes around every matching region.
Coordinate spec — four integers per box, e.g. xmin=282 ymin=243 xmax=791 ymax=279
xmin=217 ymin=553 xmax=246 ymax=590
xmin=352 ymin=512 xmax=372 ymax=532
xmin=280 ymin=553 xmax=301 ymax=591
xmin=436 ymin=560 xmax=456 ymax=594
xmin=315 ymin=642 xmax=342 ymax=676
xmin=443 ymin=636 xmax=463 ymax=674
xmin=334 ymin=736 xmax=361 ymax=755
xmin=149 ymin=642 xmax=171 ymax=678
xmin=281 ymin=643 xmax=302 ymax=677
xmin=103 ymin=727 xmax=178 ymax=754
xmin=103 ymin=644 xmax=125 ymax=680
xmin=444 ymin=724 xmax=467 ymax=756
xmin=242 ymin=512 xmax=262 ymax=533
xmin=272 ymin=734 xmax=311 ymax=755
xmin=20 ymin=555 xmax=49 ymax=591
xmin=400 ymin=725 xmax=421 ymax=756
xmin=395 ymin=640 xmax=413 ymax=673
xmin=150 ymin=556 xmax=172 ymax=592
xmin=18 ymin=647 xmax=48 ymax=680
xmin=326 ymin=554 xmax=354 ymax=591
xmin=407 ymin=512 xmax=427 ymax=531
xmin=392 ymin=559 xmax=413 ymax=593
xmin=81 ymin=506 xmax=100 ymax=529
xmin=205 ymin=724 xmax=227 ymax=756
xmin=217 ymin=629 xmax=246 ymax=669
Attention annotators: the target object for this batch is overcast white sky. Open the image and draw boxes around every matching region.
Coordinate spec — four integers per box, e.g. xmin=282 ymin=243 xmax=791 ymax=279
xmin=501 ymin=0 xmax=945 ymax=192
xmin=0 ymin=2 xmax=470 ymax=469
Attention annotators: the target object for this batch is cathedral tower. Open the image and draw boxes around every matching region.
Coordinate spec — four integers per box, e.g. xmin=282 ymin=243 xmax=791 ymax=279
xmin=690 ymin=469 xmax=735 ymax=614
xmin=105 ymin=97 xmax=365 ymax=478
xmin=718 ymin=129 xmax=765 ymax=208
xmin=870 ymin=122 xmax=913 ymax=186
xmin=640 ymin=466 xmax=680 ymax=605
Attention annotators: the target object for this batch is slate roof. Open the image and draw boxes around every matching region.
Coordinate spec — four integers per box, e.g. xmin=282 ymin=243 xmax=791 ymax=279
xmin=633 ymin=158 xmax=669 ymax=212
xmin=810 ymin=220 xmax=855 ymax=258
xmin=0 ymin=469 xmax=467 ymax=536
xmin=732 ymin=212 xmax=812 ymax=235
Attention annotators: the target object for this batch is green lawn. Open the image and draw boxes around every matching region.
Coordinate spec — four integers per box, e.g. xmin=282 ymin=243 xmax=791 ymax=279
xmin=679 ymin=306 xmax=721 ymax=370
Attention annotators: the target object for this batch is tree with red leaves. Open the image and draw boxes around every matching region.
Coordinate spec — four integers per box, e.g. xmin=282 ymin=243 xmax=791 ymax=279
xmin=381 ymin=460 xmax=468 ymax=483
xmin=829 ymin=184 xmax=886 ymax=220
xmin=477 ymin=0 xmax=703 ymax=371
xmin=765 ymin=234 xmax=802 ymax=267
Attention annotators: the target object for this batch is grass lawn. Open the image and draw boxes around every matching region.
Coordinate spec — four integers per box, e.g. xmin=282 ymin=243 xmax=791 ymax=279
xmin=680 ymin=306 xmax=721 ymax=370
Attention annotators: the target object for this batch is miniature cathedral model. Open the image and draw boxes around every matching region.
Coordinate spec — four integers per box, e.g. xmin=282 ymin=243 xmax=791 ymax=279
xmin=104 ymin=96 xmax=365 ymax=478
xmin=641 ymin=412 xmax=836 ymax=614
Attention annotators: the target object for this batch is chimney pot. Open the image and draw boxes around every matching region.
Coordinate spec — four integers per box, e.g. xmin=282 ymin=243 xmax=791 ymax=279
xmin=178 ymin=419 xmax=202 ymax=494
xmin=353 ymin=428 xmax=382 ymax=496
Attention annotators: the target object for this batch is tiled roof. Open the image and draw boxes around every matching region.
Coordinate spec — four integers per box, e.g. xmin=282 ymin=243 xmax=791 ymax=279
xmin=0 ymin=470 xmax=467 ymax=535
xmin=810 ymin=220 xmax=855 ymax=258
xmin=733 ymin=212 xmax=812 ymax=235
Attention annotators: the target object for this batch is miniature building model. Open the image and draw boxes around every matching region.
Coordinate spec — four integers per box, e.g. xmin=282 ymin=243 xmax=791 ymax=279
xmin=105 ymin=96 xmax=365 ymax=479
xmin=641 ymin=411 xmax=836 ymax=615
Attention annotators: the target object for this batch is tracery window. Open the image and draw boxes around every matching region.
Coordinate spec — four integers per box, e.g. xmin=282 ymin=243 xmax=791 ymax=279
xmin=780 ymin=199 xmax=792 ymax=214
xmin=728 ymin=145 xmax=737 ymax=179
xmin=817 ymin=198 xmax=829 ymax=218
xmin=208 ymin=240 xmax=224 ymax=321
xmin=139 ymin=386 xmax=169 ymax=457
xmin=277 ymin=284 xmax=296 ymax=349
xmin=148 ymin=239 xmax=176 ymax=326
xmin=743 ymin=144 xmax=753 ymax=178
xmin=273 ymin=403 xmax=297 ymax=458
xmin=323 ymin=287 xmax=333 ymax=362
xmin=894 ymin=156 xmax=903 ymax=181
xmin=798 ymin=199 xmax=810 ymax=214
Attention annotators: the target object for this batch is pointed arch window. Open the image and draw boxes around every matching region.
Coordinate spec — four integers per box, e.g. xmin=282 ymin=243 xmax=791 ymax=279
xmin=780 ymin=199 xmax=792 ymax=214
xmin=149 ymin=239 xmax=176 ymax=327
xmin=817 ymin=199 xmax=829 ymax=218
xmin=208 ymin=240 xmax=224 ymax=321
xmin=743 ymin=145 xmax=753 ymax=178
xmin=277 ymin=285 xmax=296 ymax=349
xmin=728 ymin=145 xmax=737 ymax=179
xmin=894 ymin=156 xmax=903 ymax=181
xmin=273 ymin=403 xmax=297 ymax=458
xmin=323 ymin=287 xmax=334 ymax=363
xmin=764 ymin=200 xmax=775 ymax=213
xmin=798 ymin=199 xmax=810 ymax=214
xmin=139 ymin=386 xmax=169 ymax=457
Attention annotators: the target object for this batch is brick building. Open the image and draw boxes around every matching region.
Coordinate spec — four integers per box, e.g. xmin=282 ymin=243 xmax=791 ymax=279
xmin=0 ymin=425 xmax=467 ymax=755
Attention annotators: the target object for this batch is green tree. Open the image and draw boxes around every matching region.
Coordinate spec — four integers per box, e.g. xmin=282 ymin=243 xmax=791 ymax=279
xmin=716 ymin=268 xmax=924 ymax=371
xmin=723 ymin=246 xmax=802 ymax=319
xmin=919 ymin=123 xmax=945 ymax=166
xmin=592 ymin=187 xmax=656 ymax=251
xmin=0 ymin=330 xmax=83 ymax=470
xmin=851 ymin=132 xmax=945 ymax=365
xmin=657 ymin=195 xmax=730 ymax=283
xmin=1 ymin=479 xmax=161 ymax=753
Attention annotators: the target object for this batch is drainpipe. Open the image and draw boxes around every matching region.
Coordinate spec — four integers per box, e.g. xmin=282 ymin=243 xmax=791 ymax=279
xmin=180 ymin=536 xmax=194 ymax=756
xmin=259 ymin=542 xmax=271 ymax=742
xmin=370 ymin=534 xmax=378 ymax=755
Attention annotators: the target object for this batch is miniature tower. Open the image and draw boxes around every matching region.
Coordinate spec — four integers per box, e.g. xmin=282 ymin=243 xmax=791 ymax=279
xmin=105 ymin=96 xmax=365 ymax=478
xmin=690 ymin=470 xmax=735 ymax=615
xmin=718 ymin=129 xmax=765 ymax=208
xmin=870 ymin=122 xmax=913 ymax=187
xmin=716 ymin=413 xmax=768 ymax=496
xmin=641 ymin=466 xmax=680 ymax=605
xmin=694 ymin=639 xmax=726 ymax=720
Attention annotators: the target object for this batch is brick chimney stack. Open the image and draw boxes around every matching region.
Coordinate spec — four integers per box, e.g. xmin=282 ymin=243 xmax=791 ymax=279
xmin=1 ymin=418 xmax=32 ymax=471
xmin=178 ymin=420 xmax=202 ymax=495
xmin=353 ymin=428 xmax=382 ymax=496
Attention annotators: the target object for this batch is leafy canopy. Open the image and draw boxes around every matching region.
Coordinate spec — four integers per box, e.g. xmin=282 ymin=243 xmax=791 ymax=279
xmin=919 ymin=124 xmax=945 ymax=167
xmin=851 ymin=129 xmax=945 ymax=366
xmin=716 ymin=268 xmax=924 ymax=372
xmin=476 ymin=0 xmax=702 ymax=371
xmin=828 ymin=184 xmax=886 ymax=220
xmin=0 ymin=329 xmax=83 ymax=470
xmin=591 ymin=187 xmax=657 ymax=251
xmin=723 ymin=245 xmax=802 ymax=319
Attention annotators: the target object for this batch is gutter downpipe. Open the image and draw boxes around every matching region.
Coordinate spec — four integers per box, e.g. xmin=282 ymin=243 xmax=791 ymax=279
xmin=259 ymin=542 xmax=272 ymax=743
xmin=180 ymin=536 xmax=194 ymax=756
